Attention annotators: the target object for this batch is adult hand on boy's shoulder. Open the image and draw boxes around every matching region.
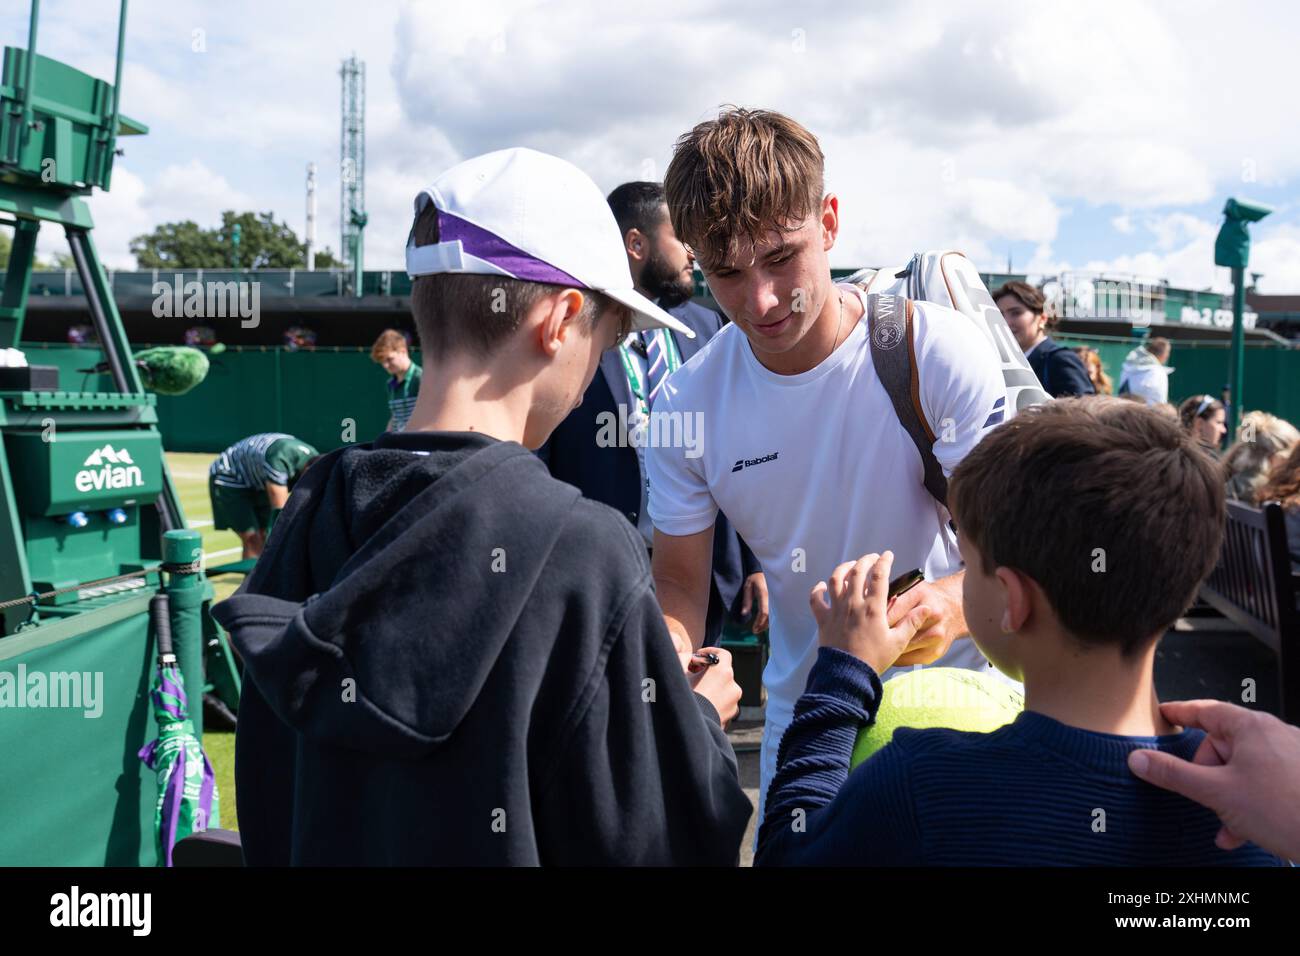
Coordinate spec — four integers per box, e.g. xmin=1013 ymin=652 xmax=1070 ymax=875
xmin=1128 ymin=700 xmax=1300 ymax=861
xmin=809 ymin=551 xmax=931 ymax=675
xmin=888 ymin=572 xmax=967 ymax=666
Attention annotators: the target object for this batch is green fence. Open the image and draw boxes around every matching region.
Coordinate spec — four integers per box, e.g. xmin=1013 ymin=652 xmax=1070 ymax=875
xmin=153 ymin=346 xmax=404 ymax=453
xmin=21 ymin=343 xmax=405 ymax=452
xmin=17 ymin=339 xmax=1300 ymax=454
xmin=1056 ymin=334 xmax=1300 ymax=424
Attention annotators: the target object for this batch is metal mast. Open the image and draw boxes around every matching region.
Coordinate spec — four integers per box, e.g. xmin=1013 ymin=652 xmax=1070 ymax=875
xmin=339 ymin=55 xmax=365 ymax=289
xmin=305 ymin=161 xmax=317 ymax=271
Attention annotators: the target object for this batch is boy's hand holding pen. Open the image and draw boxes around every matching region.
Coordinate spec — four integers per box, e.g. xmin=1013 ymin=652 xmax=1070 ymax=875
xmin=670 ymin=629 xmax=741 ymax=726
xmin=687 ymin=651 xmax=720 ymax=674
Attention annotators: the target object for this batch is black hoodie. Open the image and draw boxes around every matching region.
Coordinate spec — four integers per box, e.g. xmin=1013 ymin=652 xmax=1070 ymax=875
xmin=211 ymin=429 xmax=751 ymax=865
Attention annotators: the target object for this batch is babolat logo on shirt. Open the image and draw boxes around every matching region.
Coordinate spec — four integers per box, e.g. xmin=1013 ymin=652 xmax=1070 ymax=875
xmin=75 ymin=445 xmax=143 ymax=492
xmin=731 ymin=451 xmax=780 ymax=472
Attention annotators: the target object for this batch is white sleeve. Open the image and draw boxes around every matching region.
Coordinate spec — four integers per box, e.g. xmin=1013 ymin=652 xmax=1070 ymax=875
xmin=645 ymin=383 xmax=719 ymax=536
xmin=912 ymin=302 xmax=1008 ymax=478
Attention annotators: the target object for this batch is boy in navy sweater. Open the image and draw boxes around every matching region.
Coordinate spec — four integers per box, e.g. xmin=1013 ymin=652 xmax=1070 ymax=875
xmin=756 ymin=397 xmax=1286 ymax=866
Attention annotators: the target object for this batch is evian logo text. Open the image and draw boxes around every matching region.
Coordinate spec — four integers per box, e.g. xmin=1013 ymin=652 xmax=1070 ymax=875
xmin=75 ymin=445 xmax=143 ymax=493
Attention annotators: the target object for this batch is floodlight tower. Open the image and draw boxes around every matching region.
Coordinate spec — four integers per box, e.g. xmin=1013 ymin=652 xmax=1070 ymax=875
xmin=339 ymin=55 xmax=365 ymax=295
xmin=305 ymin=161 xmax=316 ymax=271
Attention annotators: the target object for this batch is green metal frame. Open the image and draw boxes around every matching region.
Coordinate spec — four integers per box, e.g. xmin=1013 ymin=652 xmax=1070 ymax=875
xmin=0 ymin=0 xmax=181 ymax=593
xmin=0 ymin=1 xmax=183 ymax=546
xmin=0 ymin=0 xmax=234 ymax=866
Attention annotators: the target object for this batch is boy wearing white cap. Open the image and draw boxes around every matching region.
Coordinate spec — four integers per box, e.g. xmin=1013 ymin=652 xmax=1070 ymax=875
xmin=213 ymin=147 xmax=751 ymax=865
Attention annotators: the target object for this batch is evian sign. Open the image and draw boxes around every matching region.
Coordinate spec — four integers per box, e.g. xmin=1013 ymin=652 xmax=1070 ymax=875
xmin=75 ymin=445 xmax=143 ymax=492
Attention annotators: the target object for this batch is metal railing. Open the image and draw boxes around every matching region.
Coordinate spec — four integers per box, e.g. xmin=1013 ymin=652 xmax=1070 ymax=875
xmin=25 ymin=268 xmax=410 ymax=299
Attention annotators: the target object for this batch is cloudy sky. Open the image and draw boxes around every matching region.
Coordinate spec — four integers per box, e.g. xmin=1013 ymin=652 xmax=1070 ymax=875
xmin=4 ymin=0 xmax=1299 ymax=293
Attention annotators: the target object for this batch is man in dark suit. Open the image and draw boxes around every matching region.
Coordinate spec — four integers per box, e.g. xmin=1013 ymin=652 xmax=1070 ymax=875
xmin=994 ymin=280 xmax=1096 ymax=398
xmin=539 ymin=182 xmax=766 ymax=647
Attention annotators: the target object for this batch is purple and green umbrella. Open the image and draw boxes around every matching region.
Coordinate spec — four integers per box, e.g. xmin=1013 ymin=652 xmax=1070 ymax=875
xmin=138 ymin=593 xmax=220 ymax=866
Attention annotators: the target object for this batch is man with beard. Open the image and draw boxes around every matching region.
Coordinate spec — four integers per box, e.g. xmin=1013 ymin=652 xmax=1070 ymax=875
xmin=539 ymin=182 xmax=766 ymax=647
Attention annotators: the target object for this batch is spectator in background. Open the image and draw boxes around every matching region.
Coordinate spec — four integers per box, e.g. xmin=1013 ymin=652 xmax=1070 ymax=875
xmin=371 ymin=329 xmax=423 ymax=432
xmin=994 ymin=281 xmax=1095 ymax=398
xmin=1118 ymin=336 xmax=1173 ymax=405
xmin=1071 ymin=345 xmax=1112 ymax=395
xmin=1222 ymin=411 xmax=1300 ymax=502
xmin=1178 ymin=394 xmax=1227 ymax=455
xmin=540 ymin=181 xmax=767 ymax=646
xmin=1254 ymin=441 xmax=1300 ymax=572
xmin=283 ymin=325 xmax=317 ymax=351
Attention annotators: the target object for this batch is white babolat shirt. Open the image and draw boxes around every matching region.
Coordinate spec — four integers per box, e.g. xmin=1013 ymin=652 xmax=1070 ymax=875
xmin=647 ymin=284 xmax=1009 ymax=781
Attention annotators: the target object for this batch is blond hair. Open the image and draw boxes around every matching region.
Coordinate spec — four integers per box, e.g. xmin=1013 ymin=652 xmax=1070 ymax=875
xmin=1223 ymin=411 xmax=1300 ymax=500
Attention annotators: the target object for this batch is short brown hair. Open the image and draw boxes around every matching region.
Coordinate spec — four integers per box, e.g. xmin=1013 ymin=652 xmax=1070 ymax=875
xmin=370 ymin=329 xmax=409 ymax=361
xmin=948 ymin=397 xmax=1225 ymax=657
xmin=992 ymin=281 xmax=1045 ymax=314
xmin=664 ymin=106 xmax=825 ymax=272
xmin=1147 ymin=337 xmax=1171 ymax=360
xmin=408 ymin=203 xmax=631 ymax=359
xmin=993 ymin=280 xmax=1060 ymax=332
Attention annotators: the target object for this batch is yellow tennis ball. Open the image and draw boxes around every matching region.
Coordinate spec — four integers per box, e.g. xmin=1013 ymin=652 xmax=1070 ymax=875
xmin=850 ymin=667 xmax=1024 ymax=769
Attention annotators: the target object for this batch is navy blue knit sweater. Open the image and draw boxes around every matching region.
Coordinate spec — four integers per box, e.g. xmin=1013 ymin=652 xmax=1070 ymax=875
xmin=756 ymin=648 xmax=1286 ymax=867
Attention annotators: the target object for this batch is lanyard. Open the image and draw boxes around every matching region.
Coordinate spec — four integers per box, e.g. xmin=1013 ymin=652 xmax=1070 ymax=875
xmin=617 ymin=330 xmax=680 ymax=418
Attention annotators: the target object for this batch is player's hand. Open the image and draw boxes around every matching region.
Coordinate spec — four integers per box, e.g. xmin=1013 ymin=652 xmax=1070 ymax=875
xmin=887 ymin=574 xmax=967 ymax=666
xmin=809 ymin=551 xmax=930 ymax=675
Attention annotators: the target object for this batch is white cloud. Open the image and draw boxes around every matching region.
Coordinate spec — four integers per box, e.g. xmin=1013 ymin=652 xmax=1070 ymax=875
xmin=1244 ymin=226 xmax=1300 ymax=295
xmin=1035 ymin=215 xmax=1300 ymax=295
xmin=961 ymin=177 xmax=1060 ymax=243
xmin=7 ymin=0 xmax=1300 ymax=286
xmin=35 ymin=161 xmax=257 ymax=270
xmin=1144 ymin=212 xmax=1215 ymax=252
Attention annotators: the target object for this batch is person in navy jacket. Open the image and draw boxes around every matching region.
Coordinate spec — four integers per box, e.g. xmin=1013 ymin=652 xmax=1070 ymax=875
xmin=994 ymin=281 xmax=1096 ymax=398
xmin=539 ymin=183 xmax=765 ymax=647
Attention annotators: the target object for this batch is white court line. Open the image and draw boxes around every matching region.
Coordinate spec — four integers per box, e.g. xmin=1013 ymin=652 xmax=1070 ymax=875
xmin=188 ymin=519 xmax=213 ymax=528
xmin=204 ymin=547 xmax=243 ymax=562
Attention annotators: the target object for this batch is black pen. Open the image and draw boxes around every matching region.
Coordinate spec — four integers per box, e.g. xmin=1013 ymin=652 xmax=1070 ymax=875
xmin=687 ymin=651 xmax=720 ymax=674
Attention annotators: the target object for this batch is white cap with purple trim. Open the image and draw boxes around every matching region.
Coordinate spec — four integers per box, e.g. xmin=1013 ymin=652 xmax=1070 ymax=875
xmin=405 ymin=147 xmax=694 ymax=339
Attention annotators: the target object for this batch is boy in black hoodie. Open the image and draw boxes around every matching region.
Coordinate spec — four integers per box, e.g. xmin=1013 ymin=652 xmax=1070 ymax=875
xmin=212 ymin=147 xmax=752 ymax=865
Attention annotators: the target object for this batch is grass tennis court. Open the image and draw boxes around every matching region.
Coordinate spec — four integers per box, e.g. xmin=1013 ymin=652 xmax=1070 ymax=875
xmin=168 ymin=451 xmax=241 ymax=830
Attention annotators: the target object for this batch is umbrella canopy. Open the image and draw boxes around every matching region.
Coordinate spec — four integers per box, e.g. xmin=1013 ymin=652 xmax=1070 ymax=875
xmin=138 ymin=593 xmax=219 ymax=866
